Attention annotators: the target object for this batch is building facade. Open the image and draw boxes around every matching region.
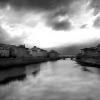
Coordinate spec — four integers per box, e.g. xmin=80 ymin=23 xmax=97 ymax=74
xmin=0 ymin=44 xmax=10 ymax=57
xmin=80 ymin=46 xmax=100 ymax=58
xmin=48 ymin=50 xmax=59 ymax=58
xmin=0 ymin=44 xmax=32 ymax=58
xmin=29 ymin=46 xmax=48 ymax=58
xmin=10 ymin=45 xmax=31 ymax=58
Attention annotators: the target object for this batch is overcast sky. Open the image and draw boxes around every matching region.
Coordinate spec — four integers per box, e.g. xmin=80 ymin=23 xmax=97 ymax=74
xmin=0 ymin=0 xmax=99 ymax=48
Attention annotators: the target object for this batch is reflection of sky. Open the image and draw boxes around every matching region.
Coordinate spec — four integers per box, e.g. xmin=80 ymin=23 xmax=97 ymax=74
xmin=0 ymin=60 xmax=100 ymax=100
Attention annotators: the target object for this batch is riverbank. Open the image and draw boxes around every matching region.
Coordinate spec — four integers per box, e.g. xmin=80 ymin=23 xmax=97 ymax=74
xmin=75 ymin=44 xmax=100 ymax=68
xmin=76 ymin=57 xmax=100 ymax=68
xmin=0 ymin=57 xmax=61 ymax=69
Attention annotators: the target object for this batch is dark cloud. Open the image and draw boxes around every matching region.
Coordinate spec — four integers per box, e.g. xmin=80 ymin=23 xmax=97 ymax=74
xmin=0 ymin=0 xmax=84 ymax=31
xmin=0 ymin=0 xmax=75 ymax=11
xmin=90 ymin=0 xmax=100 ymax=9
xmin=93 ymin=16 xmax=100 ymax=28
xmin=90 ymin=0 xmax=100 ymax=15
xmin=49 ymin=21 xmax=72 ymax=31
xmin=0 ymin=0 xmax=75 ymax=43
xmin=80 ymin=24 xmax=87 ymax=29
xmin=45 ymin=9 xmax=72 ymax=31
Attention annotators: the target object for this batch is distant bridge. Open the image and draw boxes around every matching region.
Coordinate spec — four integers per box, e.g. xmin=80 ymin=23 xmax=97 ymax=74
xmin=59 ymin=55 xmax=76 ymax=60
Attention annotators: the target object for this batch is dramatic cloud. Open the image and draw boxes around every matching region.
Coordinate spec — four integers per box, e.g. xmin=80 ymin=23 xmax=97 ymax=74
xmin=80 ymin=24 xmax=87 ymax=29
xmin=0 ymin=0 xmax=81 ymax=31
xmin=0 ymin=0 xmax=99 ymax=48
xmin=51 ymin=21 xmax=71 ymax=31
xmin=0 ymin=0 xmax=75 ymax=11
xmin=46 ymin=11 xmax=72 ymax=30
xmin=90 ymin=0 xmax=100 ymax=15
xmin=89 ymin=0 xmax=100 ymax=28
xmin=93 ymin=16 xmax=100 ymax=28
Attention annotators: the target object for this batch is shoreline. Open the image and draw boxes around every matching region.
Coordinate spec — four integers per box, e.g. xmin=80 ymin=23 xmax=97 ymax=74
xmin=76 ymin=57 xmax=100 ymax=68
xmin=0 ymin=57 xmax=60 ymax=69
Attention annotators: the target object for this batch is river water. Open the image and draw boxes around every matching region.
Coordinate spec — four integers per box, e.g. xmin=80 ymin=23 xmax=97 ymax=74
xmin=0 ymin=59 xmax=100 ymax=100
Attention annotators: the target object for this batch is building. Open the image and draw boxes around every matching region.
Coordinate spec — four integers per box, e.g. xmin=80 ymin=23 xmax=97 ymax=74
xmin=96 ymin=44 xmax=100 ymax=51
xmin=80 ymin=46 xmax=100 ymax=58
xmin=0 ymin=44 xmax=10 ymax=58
xmin=0 ymin=44 xmax=32 ymax=58
xmin=0 ymin=44 xmax=50 ymax=58
xmin=29 ymin=46 xmax=48 ymax=58
xmin=0 ymin=48 xmax=9 ymax=57
xmin=48 ymin=50 xmax=60 ymax=58
xmin=10 ymin=45 xmax=31 ymax=58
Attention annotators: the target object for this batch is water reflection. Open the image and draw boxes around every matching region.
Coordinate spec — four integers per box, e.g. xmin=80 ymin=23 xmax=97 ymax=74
xmin=0 ymin=64 xmax=41 ymax=85
xmin=0 ymin=74 xmax=26 ymax=85
xmin=0 ymin=60 xmax=100 ymax=100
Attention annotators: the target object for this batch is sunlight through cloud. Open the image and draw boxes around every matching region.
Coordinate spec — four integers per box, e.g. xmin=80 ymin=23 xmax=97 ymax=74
xmin=0 ymin=0 xmax=99 ymax=48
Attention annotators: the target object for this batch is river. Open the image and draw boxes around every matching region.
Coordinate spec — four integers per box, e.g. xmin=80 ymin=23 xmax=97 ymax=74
xmin=0 ymin=59 xmax=100 ymax=100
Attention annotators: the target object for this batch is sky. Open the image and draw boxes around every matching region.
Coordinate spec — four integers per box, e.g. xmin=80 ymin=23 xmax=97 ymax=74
xmin=0 ymin=0 xmax=100 ymax=48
